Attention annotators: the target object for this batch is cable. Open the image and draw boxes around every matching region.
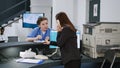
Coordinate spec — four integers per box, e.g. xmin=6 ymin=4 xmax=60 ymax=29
xmin=46 ymin=48 xmax=58 ymax=57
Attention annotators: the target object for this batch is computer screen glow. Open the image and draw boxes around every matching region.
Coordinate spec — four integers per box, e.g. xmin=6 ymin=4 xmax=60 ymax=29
xmin=23 ymin=13 xmax=44 ymax=28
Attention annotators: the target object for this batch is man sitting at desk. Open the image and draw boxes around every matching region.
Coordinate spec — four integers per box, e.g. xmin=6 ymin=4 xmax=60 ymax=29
xmin=26 ymin=17 xmax=51 ymax=42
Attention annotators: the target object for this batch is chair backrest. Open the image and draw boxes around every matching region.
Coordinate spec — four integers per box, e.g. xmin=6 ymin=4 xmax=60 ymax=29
xmin=49 ymin=30 xmax=58 ymax=48
xmin=104 ymin=50 xmax=116 ymax=62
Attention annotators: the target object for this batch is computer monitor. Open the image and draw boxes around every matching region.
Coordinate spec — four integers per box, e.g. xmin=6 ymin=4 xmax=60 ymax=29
xmin=49 ymin=30 xmax=58 ymax=48
xmin=8 ymin=36 xmax=18 ymax=42
xmin=22 ymin=13 xmax=44 ymax=28
xmin=49 ymin=30 xmax=80 ymax=49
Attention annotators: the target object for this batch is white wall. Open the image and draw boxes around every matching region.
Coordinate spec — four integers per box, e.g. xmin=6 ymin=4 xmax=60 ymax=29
xmin=30 ymin=6 xmax=52 ymax=28
xmin=30 ymin=0 xmax=52 ymax=6
xmin=4 ymin=19 xmax=32 ymax=41
xmin=30 ymin=0 xmax=52 ymax=28
xmin=77 ymin=0 xmax=89 ymax=37
xmin=52 ymin=0 xmax=89 ymax=38
xmin=100 ymin=0 xmax=120 ymax=22
xmin=52 ymin=0 xmax=75 ymax=29
xmin=15 ymin=19 xmax=33 ymax=41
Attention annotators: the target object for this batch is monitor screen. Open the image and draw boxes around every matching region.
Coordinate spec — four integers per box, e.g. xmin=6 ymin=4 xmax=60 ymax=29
xmin=22 ymin=13 xmax=44 ymax=28
xmin=49 ymin=30 xmax=80 ymax=49
xmin=49 ymin=30 xmax=58 ymax=48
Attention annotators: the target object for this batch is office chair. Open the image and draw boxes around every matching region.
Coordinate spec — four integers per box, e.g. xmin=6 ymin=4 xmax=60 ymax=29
xmin=101 ymin=50 xmax=116 ymax=68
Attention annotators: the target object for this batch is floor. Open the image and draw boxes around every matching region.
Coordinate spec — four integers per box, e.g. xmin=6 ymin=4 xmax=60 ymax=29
xmin=49 ymin=54 xmax=120 ymax=68
xmin=50 ymin=62 xmax=120 ymax=68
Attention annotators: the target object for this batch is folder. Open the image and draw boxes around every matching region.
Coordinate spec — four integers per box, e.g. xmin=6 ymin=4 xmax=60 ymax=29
xmin=15 ymin=58 xmax=44 ymax=64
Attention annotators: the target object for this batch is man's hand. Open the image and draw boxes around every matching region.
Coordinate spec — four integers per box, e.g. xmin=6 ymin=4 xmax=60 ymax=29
xmin=35 ymin=35 xmax=42 ymax=40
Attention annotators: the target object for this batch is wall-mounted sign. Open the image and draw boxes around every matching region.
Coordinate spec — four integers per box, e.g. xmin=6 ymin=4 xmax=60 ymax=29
xmin=93 ymin=4 xmax=98 ymax=16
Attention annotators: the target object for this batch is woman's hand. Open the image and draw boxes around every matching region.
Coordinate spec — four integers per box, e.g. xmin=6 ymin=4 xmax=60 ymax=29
xmin=43 ymin=39 xmax=50 ymax=45
xmin=57 ymin=25 xmax=63 ymax=32
xmin=45 ymin=36 xmax=49 ymax=41
xmin=56 ymin=20 xmax=63 ymax=32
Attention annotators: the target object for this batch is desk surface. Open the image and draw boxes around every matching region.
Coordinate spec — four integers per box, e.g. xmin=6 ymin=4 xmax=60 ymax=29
xmin=0 ymin=42 xmax=43 ymax=48
xmin=0 ymin=42 xmax=50 ymax=61
xmin=0 ymin=42 xmax=62 ymax=68
xmin=0 ymin=59 xmax=61 ymax=68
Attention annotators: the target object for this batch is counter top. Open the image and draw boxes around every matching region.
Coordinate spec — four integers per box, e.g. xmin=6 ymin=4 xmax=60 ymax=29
xmin=0 ymin=42 xmax=62 ymax=68
xmin=0 ymin=42 xmax=44 ymax=48
xmin=0 ymin=59 xmax=62 ymax=68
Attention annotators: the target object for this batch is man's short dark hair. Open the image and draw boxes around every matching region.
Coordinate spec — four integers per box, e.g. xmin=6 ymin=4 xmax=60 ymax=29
xmin=37 ymin=17 xmax=48 ymax=25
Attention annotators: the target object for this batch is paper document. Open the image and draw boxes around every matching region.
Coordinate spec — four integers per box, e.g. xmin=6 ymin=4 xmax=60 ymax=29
xmin=16 ymin=58 xmax=44 ymax=64
xmin=34 ymin=40 xmax=45 ymax=43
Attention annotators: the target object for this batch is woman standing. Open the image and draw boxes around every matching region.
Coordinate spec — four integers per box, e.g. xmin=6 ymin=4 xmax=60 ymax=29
xmin=44 ymin=12 xmax=81 ymax=68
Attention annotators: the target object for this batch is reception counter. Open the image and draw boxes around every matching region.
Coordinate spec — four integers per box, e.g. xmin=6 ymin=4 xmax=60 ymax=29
xmin=0 ymin=42 xmax=50 ymax=58
xmin=0 ymin=59 xmax=62 ymax=68
xmin=1 ymin=42 xmax=119 ymax=68
xmin=0 ymin=41 xmax=44 ymax=48
xmin=0 ymin=42 xmax=62 ymax=68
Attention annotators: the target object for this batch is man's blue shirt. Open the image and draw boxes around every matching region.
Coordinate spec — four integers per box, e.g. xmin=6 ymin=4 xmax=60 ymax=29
xmin=27 ymin=27 xmax=50 ymax=41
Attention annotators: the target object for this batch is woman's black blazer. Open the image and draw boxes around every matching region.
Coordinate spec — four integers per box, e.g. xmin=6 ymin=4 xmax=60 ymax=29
xmin=50 ymin=26 xmax=80 ymax=64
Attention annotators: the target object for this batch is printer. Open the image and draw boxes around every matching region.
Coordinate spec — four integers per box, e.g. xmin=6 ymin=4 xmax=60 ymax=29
xmin=82 ymin=22 xmax=120 ymax=58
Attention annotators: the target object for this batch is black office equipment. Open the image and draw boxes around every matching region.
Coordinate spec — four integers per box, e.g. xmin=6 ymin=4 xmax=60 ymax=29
xmin=89 ymin=0 xmax=100 ymax=23
xmin=0 ymin=40 xmax=5 ymax=43
xmin=8 ymin=36 xmax=18 ymax=42
xmin=101 ymin=50 xmax=116 ymax=68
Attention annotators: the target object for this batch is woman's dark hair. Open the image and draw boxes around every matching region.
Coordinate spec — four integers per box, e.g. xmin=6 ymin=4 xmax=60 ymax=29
xmin=55 ymin=12 xmax=76 ymax=32
xmin=37 ymin=17 xmax=48 ymax=25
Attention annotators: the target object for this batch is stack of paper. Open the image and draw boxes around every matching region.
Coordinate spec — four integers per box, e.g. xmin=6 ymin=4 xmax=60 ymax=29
xmin=34 ymin=40 xmax=45 ymax=43
xmin=15 ymin=58 xmax=44 ymax=64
